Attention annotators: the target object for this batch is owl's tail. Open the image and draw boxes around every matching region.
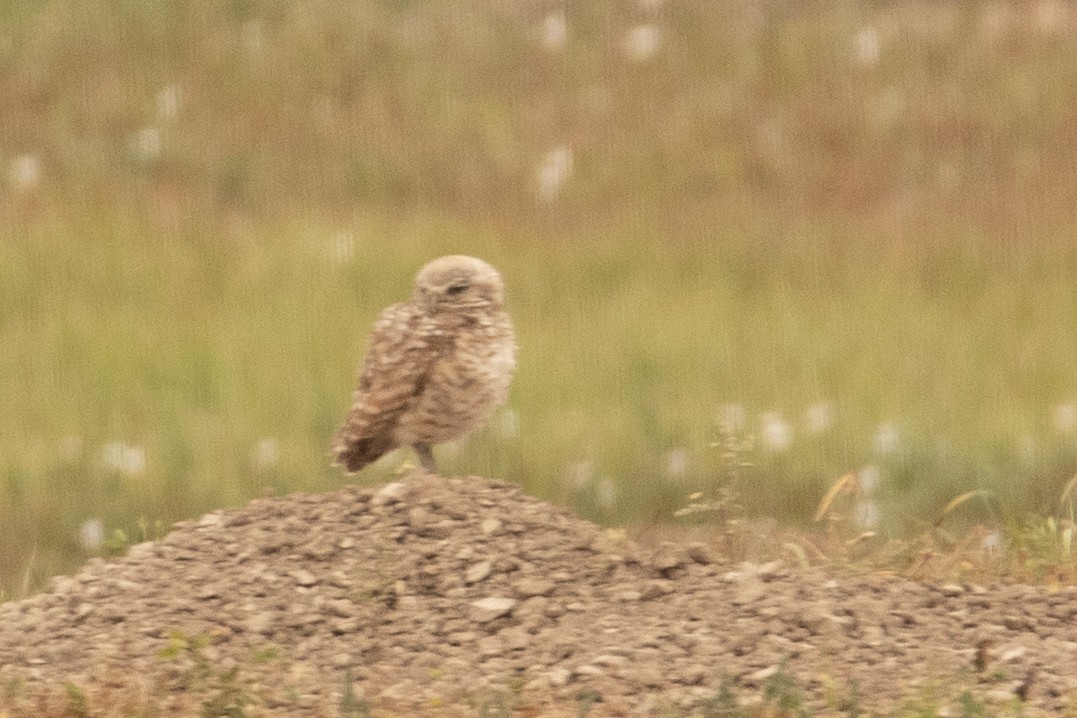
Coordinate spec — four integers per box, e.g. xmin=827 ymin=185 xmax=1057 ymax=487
xmin=331 ymin=430 xmax=394 ymax=473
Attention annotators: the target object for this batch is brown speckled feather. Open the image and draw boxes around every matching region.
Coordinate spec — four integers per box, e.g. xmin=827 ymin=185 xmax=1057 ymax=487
xmin=331 ymin=302 xmax=443 ymax=471
xmin=331 ymin=255 xmax=516 ymax=474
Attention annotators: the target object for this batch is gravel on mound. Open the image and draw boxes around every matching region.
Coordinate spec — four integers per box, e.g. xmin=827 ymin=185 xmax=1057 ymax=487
xmin=2 ymin=474 xmax=1077 ymax=716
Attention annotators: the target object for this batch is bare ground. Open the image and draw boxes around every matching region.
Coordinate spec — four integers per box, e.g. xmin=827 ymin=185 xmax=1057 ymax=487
xmin=2 ymin=474 xmax=1076 ymax=716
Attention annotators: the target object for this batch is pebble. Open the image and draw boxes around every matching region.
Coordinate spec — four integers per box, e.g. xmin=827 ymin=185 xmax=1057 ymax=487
xmin=468 ymin=597 xmax=516 ymax=623
xmin=464 ymin=560 xmax=493 ymax=585
xmin=514 ymin=577 xmax=555 ymax=597
xmin=292 ymin=570 xmax=318 ymax=587
xmin=3 ymin=472 xmax=1077 ymax=718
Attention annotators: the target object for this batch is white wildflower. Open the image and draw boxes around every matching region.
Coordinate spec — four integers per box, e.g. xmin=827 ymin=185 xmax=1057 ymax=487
xmin=495 ymin=408 xmax=519 ymax=440
xmin=326 ymin=232 xmax=356 ymax=265
xmin=716 ymin=403 xmax=747 ymax=432
xmin=540 ymin=11 xmax=567 ymax=50
xmin=133 ymin=127 xmax=161 ymax=162
xmin=101 ymin=442 xmax=146 ymax=477
xmin=535 ymin=146 xmax=573 ymax=202
xmin=804 ymin=401 xmax=834 ymax=435
xmin=596 ymin=478 xmax=617 ymax=511
xmin=624 ymin=24 xmax=661 ymax=62
xmin=241 ymin=19 xmax=265 ymax=54
xmin=566 ymin=460 xmax=593 ymax=490
xmin=873 ymin=422 xmax=901 ymax=454
xmin=78 ymin=518 xmax=105 ymax=552
xmin=157 ymin=84 xmax=181 ymax=120
xmin=854 ymin=499 xmax=880 ymax=530
xmin=664 ymin=448 xmax=689 ymax=478
xmin=8 ymin=154 xmax=42 ymax=190
xmin=854 ymin=26 xmax=880 ymax=67
xmin=252 ymin=437 xmax=280 ymax=471
xmin=1053 ymin=403 xmax=1077 ymax=433
xmin=858 ymin=464 xmax=881 ymax=496
xmin=760 ymin=411 xmax=792 ymax=452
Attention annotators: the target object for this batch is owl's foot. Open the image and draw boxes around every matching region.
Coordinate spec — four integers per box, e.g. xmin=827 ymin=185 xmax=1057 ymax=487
xmin=413 ymin=443 xmax=438 ymax=474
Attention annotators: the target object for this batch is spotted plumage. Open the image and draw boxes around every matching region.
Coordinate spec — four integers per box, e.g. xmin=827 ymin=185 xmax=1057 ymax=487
xmin=331 ymin=256 xmax=516 ymax=473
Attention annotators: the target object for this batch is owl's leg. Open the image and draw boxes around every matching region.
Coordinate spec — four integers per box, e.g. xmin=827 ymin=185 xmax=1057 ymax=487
xmin=413 ymin=443 xmax=438 ymax=473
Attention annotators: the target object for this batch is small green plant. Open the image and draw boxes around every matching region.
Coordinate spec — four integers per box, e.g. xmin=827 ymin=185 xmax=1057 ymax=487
xmin=251 ymin=646 xmax=280 ymax=663
xmin=698 ymin=676 xmax=744 ymax=718
xmin=957 ymin=690 xmax=990 ymax=718
xmin=837 ymin=680 xmax=862 ymax=718
xmin=64 ymin=682 xmax=89 ymax=718
xmin=201 ymin=666 xmax=252 ymax=718
xmin=340 ymin=670 xmax=370 ymax=718
xmin=103 ymin=517 xmax=169 ymax=556
xmin=159 ymin=631 xmax=254 ymax=718
xmin=763 ymin=660 xmax=810 ymax=718
xmin=471 ymin=690 xmax=513 ymax=718
xmin=159 ymin=630 xmax=213 ymax=681
xmin=675 ymin=419 xmax=753 ymax=521
xmin=576 ymin=688 xmax=601 ymax=718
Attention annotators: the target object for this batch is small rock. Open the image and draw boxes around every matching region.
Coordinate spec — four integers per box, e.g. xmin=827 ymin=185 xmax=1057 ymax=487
xmin=469 ymin=597 xmax=517 ymax=623
xmin=196 ymin=586 xmax=220 ymax=600
xmin=292 ymin=570 xmax=318 ymax=587
xmin=685 ymin=542 xmax=715 ymax=565
xmin=547 ymin=667 xmax=572 ymax=687
xmin=940 ymin=583 xmax=965 ymax=597
xmin=303 ymin=540 xmax=336 ymax=561
xmin=652 ymin=543 xmax=685 ymax=574
xmin=514 ymin=577 xmax=556 ymax=598
xmin=480 ymin=517 xmax=502 ymax=535
xmin=500 ymin=627 xmax=532 ymax=651
xmin=631 ymin=665 xmax=664 ymax=688
xmin=748 ymin=665 xmax=780 ymax=684
xmin=74 ymin=603 xmax=94 ymax=621
xmin=574 ymin=664 xmax=605 ymax=677
xmin=197 ymin=512 xmax=225 ymax=528
xmin=338 ymin=537 xmax=355 ymax=549
xmin=640 ymin=581 xmax=671 ymax=601
xmin=326 ymin=599 xmax=357 ymax=618
xmin=679 ymin=664 xmax=707 ymax=686
xmin=1001 ymin=646 xmax=1028 ymax=662
xmin=408 ymin=507 xmax=430 ymax=530
xmin=618 ymin=590 xmax=642 ymax=602
xmin=464 ymin=561 xmax=493 ymax=585
xmin=379 ymin=681 xmax=416 ymax=701
xmin=331 ymin=618 xmax=360 ymax=635
xmin=373 ymin=482 xmax=407 ymax=506
xmin=246 ymin=612 xmax=275 ymax=635
xmin=757 ymin=561 xmax=784 ymax=580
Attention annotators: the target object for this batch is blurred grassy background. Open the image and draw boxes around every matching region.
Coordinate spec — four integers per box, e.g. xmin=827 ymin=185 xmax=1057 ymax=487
xmin=4 ymin=0 xmax=1077 ymax=593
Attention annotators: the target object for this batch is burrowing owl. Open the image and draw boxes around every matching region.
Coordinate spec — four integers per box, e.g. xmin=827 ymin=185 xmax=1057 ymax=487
xmin=331 ymin=255 xmax=516 ymax=474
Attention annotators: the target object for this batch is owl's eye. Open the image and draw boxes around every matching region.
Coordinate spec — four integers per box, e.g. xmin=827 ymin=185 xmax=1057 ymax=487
xmin=446 ymin=282 xmax=469 ymax=296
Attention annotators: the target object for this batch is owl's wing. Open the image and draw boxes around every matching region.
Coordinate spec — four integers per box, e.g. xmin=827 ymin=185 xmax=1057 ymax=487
xmin=331 ymin=302 xmax=441 ymax=472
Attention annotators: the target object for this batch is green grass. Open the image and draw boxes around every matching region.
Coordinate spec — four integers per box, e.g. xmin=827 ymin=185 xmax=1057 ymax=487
xmin=4 ymin=207 xmax=1077 ymax=593
xmin=4 ymin=0 xmax=1077 ymax=593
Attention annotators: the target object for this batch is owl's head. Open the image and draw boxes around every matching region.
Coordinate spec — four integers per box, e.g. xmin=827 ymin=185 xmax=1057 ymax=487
xmin=414 ymin=255 xmax=506 ymax=313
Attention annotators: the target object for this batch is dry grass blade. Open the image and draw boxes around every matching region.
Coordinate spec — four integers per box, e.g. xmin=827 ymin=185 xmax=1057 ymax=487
xmin=783 ymin=542 xmax=811 ymax=569
xmin=813 ymin=473 xmax=856 ymax=522
xmin=934 ymin=490 xmax=994 ymax=527
xmin=1058 ymin=473 xmax=1077 ymax=513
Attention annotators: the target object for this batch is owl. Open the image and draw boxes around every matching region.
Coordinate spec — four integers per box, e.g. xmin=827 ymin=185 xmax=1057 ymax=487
xmin=331 ymin=255 xmax=516 ymax=474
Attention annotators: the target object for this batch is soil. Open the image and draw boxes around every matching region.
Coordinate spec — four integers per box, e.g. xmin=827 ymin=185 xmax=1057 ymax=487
xmin=1 ymin=473 xmax=1076 ymax=716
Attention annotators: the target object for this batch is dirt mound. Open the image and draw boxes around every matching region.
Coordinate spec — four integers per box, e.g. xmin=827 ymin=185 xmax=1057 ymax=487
xmin=2 ymin=474 xmax=1077 ymax=716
